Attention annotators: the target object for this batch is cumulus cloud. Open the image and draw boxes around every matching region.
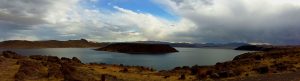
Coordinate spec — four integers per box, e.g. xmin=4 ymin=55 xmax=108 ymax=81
xmin=53 ymin=6 xmax=195 ymax=42
xmin=0 ymin=0 xmax=79 ymax=40
xmin=1 ymin=0 xmax=300 ymax=44
xmin=99 ymin=6 xmax=195 ymax=41
xmin=0 ymin=0 xmax=194 ymax=42
xmin=157 ymin=0 xmax=300 ymax=44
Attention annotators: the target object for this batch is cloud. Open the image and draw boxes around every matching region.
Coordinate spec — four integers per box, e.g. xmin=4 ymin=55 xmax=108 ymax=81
xmin=0 ymin=0 xmax=79 ymax=25
xmin=53 ymin=6 xmax=195 ymax=42
xmin=156 ymin=0 xmax=300 ymax=44
xmin=0 ymin=0 xmax=195 ymax=42
xmin=0 ymin=0 xmax=79 ymax=40
xmin=1 ymin=0 xmax=300 ymax=44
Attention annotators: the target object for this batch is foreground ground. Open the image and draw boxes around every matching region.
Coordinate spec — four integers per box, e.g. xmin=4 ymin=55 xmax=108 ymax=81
xmin=1 ymin=45 xmax=300 ymax=81
xmin=0 ymin=51 xmax=196 ymax=81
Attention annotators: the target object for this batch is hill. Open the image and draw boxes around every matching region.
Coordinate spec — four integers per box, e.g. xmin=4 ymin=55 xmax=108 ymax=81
xmin=0 ymin=39 xmax=108 ymax=48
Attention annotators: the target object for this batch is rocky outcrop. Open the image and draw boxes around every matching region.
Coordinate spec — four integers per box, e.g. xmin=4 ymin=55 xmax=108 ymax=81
xmin=0 ymin=51 xmax=77 ymax=80
xmin=96 ymin=43 xmax=178 ymax=54
xmin=15 ymin=59 xmax=47 ymax=80
xmin=1 ymin=51 xmax=24 ymax=59
xmin=234 ymin=45 xmax=276 ymax=51
xmin=234 ymin=45 xmax=300 ymax=51
xmin=0 ymin=51 xmax=125 ymax=81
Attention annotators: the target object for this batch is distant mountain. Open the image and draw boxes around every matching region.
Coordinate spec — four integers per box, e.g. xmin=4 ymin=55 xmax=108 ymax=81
xmin=0 ymin=39 xmax=108 ymax=48
xmin=0 ymin=39 xmax=252 ymax=49
xmin=133 ymin=41 xmax=250 ymax=49
xmin=197 ymin=42 xmax=251 ymax=49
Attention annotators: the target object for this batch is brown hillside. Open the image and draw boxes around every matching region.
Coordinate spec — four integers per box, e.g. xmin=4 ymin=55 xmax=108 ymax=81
xmin=0 ymin=39 xmax=108 ymax=48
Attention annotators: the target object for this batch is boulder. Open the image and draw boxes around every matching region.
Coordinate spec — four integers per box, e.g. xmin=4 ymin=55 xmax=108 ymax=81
xmin=178 ymin=74 xmax=186 ymax=80
xmin=72 ymin=57 xmax=81 ymax=63
xmin=61 ymin=57 xmax=82 ymax=66
xmin=61 ymin=63 xmax=78 ymax=81
xmin=2 ymin=51 xmax=24 ymax=59
xmin=254 ymin=66 xmax=269 ymax=74
xmin=29 ymin=55 xmax=48 ymax=61
xmin=15 ymin=59 xmax=46 ymax=80
xmin=61 ymin=57 xmax=72 ymax=62
xmin=47 ymin=56 xmax=61 ymax=64
xmin=0 ymin=57 xmax=5 ymax=63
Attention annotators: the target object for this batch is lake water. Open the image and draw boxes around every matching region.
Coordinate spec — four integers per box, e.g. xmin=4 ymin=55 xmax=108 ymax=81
xmin=0 ymin=48 xmax=249 ymax=70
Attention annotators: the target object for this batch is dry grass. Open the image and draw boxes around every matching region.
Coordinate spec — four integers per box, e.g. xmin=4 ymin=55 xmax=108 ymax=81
xmin=0 ymin=57 xmax=19 ymax=81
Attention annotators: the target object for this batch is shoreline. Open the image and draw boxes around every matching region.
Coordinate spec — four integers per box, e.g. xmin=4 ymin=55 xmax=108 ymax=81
xmin=0 ymin=47 xmax=247 ymax=71
xmin=1 ymin=45 xmax=300 ymax=80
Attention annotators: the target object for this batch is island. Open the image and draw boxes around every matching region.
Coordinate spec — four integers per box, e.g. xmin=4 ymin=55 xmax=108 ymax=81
xmin=95 ymin=43 xmax=179 ymax=54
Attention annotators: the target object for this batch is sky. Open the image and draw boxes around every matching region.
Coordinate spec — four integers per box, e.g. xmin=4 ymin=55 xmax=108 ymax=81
xmin=1 ymin=0 xmax=300 ymax=44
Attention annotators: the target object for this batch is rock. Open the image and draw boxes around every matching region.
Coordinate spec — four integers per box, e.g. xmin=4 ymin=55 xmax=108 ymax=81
xmin=47 ymin=56 xmax=61 ymax=64
xmin=182 ymin=66 xmax=190 ymax=69
xmin=95 ymin=43 xmax=178 ymax=54
xmin=101 ymin=75 xmax=105 ymax=81
xmin=0 ymin=57 xmax=5 ymax=63
xmin=29 ymin=55 xmax=47 ymax=61
xmin=61 ymin=63 xmax=78 ymax=81
xmin=119 ymin=68 xmax=129 ymax=73
xmin=101 ymin=74 xmax=119 ymax=81
xmin=173 ymin=67 xmax=182 ymax=70
xmin=72 ymin=57 xmax=81 ymax=63
xmin=61 ymin=57 xmax=82 ymax=66
xmin=15 ymin=59 xmax=46 ymax=80
xmin=272 ymin=62 xmax=294 ymax=72
xmin=2 ymin=51 xmax=23 ymax=59
xmin=47 ymin=62 xmax=63 ymax=79
xmin=233 ymin=53 xmax=263 ymax=61
xmin=191 ymin=65 xmax=199 ymax=75
xmin=217 ymin=70 xmax=235 ymax=78
xmin=254 ymin=66 xmax=269 ymax=74
xmin=61 ymin=57 xmax=72 ymax=61
xmin=163 ymin=75 xmax=170 ymax=78
xmin=178 ymin=74 xmax=186 ymax=80
xmin=254 ymin=55 xmax=263 ymax=60
xmin=61 ymin=62 xmax=101 ymax=81
xmin=210 ymin=73 xmax=220 ymax=78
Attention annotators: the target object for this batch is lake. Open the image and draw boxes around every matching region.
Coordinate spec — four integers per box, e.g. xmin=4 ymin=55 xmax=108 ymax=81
xmin=0 ymin=48 xmax=249 ymax=70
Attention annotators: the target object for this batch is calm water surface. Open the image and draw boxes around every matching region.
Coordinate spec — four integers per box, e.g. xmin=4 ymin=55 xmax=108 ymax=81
xmin=0 ymin=48 xmax=249 ymax=70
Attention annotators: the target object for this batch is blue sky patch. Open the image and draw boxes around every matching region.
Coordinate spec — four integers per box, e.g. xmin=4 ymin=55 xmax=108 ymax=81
xmin=83 ymin=0 xmax=178 ymax=21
